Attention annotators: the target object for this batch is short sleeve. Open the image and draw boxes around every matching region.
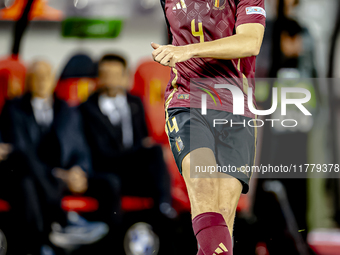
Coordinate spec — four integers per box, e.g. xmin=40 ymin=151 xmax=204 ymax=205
xmin=235 ymin=0 xmax=266 ymax=28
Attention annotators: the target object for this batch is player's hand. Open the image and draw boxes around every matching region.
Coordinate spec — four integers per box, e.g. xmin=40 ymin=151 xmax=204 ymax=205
xmin=0 ymin=143 xmax=12 ymax=162
xmin=54 ymin=166 xmax=88 ymax=194
xmin=151 ymin=42 xmax=193 ymax=67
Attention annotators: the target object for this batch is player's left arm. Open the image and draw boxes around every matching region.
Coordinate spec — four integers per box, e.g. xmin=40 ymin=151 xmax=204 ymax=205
xmin=152 ymin=22 xmax=264 ymax=67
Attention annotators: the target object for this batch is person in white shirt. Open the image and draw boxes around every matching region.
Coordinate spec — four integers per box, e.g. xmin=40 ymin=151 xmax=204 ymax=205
xmin=80 ymin=54 xmax=174 ymax=218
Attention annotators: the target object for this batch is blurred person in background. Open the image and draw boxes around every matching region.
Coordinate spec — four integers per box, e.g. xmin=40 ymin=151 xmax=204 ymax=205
xmin=269 ymin=0 xmax=317 ymax=78
xmin=55 ymin=53 xmax=98 ymax=106
xmin=252 ymin=1 xmax=319 ymax=254
xmin=256 ymin=0 xmax=317 ymax=78
xmin=80 ymin=54 xmax=173 ymax=217
xmin=54 ymin=52 xmax=123 ymax=254
xmin=0 ymin=60 xmax=109 ymax=255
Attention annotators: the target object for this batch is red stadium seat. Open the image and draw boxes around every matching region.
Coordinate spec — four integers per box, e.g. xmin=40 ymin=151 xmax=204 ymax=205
xmin=236 ymin=194 xmax=250 ymax=213
xmin=55 ymin=78 xmax=97 ymax=107
xmin=61 ymin=196 xmax=99 ymax=213
xmin=55 ymin=53 xmax=97 ymax=106
xmin=131 ymin=58 xmax=171 ymax=145
xmin=0 ymin=55 xmax=26 ymax=113
xmin=255 ymin=242 xmax=269 ymax=255
xmin=61 ymin=196 xmax=155 ymax=213
xmin=308 ymin=230 xmax=340 ymax=255
xmin=121 ymin=196 xmax=154 ymax=212
xmin=131 ymin=59 xmax=191 ymax=213
xmin=0 ymin=199 xmax=10 ymax=212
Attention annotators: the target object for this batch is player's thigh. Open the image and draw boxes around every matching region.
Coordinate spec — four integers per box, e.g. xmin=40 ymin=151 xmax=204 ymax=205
xmin=212 ymin=112 xmax=256 ymax=194
xmin=166 ymin=107 xmax=216 ymax=176
xmin=165 ymin=108 xmax=220 ymax=216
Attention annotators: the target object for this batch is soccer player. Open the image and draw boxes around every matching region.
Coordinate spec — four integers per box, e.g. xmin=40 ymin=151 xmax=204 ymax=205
xmin=152 ymin=0 xmax=265 ymax=254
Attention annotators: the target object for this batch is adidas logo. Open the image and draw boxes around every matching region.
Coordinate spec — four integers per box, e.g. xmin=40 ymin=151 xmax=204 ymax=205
xmin=213 ymin=243 xmax=228 ymax=254
xmin=172 ymin=0 xmax=186 ymax=10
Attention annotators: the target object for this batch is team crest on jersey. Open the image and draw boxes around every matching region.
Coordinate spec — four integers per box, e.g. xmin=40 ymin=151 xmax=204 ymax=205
xmin=175 ymin=136 xmax=185 ymax=153
xmin=213 ymin=0 xmax=226 ymax=10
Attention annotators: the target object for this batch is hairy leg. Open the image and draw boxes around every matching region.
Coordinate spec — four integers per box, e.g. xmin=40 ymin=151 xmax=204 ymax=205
xmin=182 ymin=148 xmax=241 ymax=254
xmin=218 ymin=174 xmax=243 ymax=237
xmin=182 ymin=148 xmax=220 ymax=218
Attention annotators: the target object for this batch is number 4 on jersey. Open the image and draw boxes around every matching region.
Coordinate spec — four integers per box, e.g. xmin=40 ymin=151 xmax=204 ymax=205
xmin=191 ymin=19 xmax=204 ymax=43
xmin=166 ymin=116 xmax=179 ymax=134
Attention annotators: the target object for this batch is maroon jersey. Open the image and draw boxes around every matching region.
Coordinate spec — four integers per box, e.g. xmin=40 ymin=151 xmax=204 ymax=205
xmin=161 ymin=0 xmax=266 ymax=118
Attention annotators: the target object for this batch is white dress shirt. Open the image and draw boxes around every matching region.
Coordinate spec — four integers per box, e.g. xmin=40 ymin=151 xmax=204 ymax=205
xmin=98 ymin=94 xmax=134 ymax=149
xmin=31 ymin=97 xmax=54 ymax=127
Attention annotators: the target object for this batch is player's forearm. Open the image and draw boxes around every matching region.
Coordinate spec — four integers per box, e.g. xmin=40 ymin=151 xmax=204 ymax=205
xmin=187 ymin=33 xmax=262 ymax=60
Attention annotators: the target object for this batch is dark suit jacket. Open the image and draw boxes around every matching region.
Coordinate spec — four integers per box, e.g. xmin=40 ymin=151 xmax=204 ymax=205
xmin=79 ymin=92 xmax=148 ymax=173
xmin=0 ymin=93 xmax=92 ymax=175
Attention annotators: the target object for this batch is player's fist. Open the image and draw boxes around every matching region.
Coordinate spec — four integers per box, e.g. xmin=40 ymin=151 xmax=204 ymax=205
xmin=151 ymin=42 xmax=193 ymax=67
